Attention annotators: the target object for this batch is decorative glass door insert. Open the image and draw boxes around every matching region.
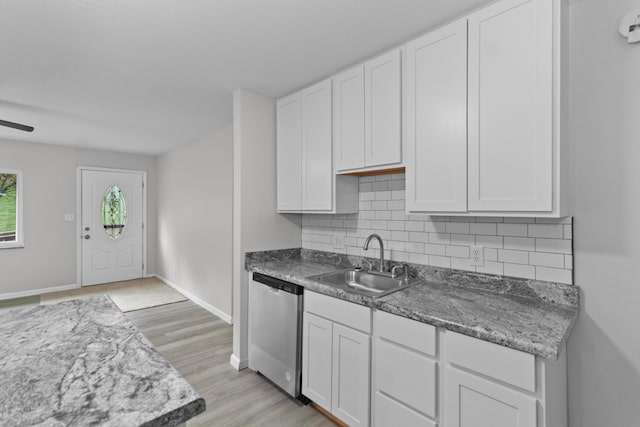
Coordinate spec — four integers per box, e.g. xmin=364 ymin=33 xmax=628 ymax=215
xmin=101 ymin=185 xmax=127 ymax=238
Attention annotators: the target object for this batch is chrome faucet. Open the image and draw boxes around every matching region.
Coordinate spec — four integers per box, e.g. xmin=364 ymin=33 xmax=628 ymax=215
xmin=363 ymin=234 xmax=385 ymax=273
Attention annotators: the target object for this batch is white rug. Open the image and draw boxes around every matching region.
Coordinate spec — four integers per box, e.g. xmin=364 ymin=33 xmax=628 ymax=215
xmin=40 ymin=277 xmax=187 ymax=312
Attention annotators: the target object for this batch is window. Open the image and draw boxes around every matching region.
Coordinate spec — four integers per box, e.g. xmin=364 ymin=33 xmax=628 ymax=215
xmin=101 ymin=185 xmax=127 ymax=238
xmin=0 ymin=169 xmax=23 ymax=248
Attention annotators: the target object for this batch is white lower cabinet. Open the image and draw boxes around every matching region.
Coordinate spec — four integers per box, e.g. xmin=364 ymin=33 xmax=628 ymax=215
xmin=370 ymin=312 xmax=568 ymax=427
xmin=445 ymin=366 xmax=536 ymax=427
xmin=373 ymin=311 xmax=438 ymax=427
xmin=303 ymin=304 xmax=568 ymax=427
xmin=302 ymin=292 xmax=371 ymax=426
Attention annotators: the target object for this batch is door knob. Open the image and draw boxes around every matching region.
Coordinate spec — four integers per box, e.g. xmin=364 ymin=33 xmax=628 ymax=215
xmin=84 ymin=235 xmax=91 ymax=240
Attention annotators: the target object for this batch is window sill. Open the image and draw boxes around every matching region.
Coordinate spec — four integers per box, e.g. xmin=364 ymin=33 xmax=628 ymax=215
xmin=0 ymin=242 xmax=24 ymax=249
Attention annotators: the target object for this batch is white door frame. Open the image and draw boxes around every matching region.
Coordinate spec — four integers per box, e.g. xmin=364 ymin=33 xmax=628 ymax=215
xmin=76 ymin=166 xmax=147 ymax=287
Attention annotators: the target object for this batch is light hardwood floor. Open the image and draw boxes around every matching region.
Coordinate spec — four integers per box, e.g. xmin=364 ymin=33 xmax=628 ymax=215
xmin=126 ymin=300 xmax=336 ymax=427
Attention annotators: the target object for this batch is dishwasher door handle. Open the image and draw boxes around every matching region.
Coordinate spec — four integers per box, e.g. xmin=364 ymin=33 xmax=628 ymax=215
xmin=268 ymin=287 xmax=280 ymax=295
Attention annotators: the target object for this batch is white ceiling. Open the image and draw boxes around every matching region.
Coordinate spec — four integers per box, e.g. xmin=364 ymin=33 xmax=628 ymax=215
xmin=0 ymin=0 xmax=493 ymax=155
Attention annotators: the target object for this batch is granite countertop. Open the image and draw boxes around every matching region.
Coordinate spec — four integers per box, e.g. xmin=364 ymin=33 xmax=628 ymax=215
xmin=246 ymin=248 xmax=579 ymax=360
xmin=0 ymin=296 xmax=205 ymax=427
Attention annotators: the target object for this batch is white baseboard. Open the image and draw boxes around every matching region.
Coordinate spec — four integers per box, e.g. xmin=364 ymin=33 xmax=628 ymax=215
xmin=230 ymin=354 xmax=249 ymax=371
xmin=154 ymin=274 xmax=233 ymax=324
xmin=0 ymin=283 xmax=79 ymax=301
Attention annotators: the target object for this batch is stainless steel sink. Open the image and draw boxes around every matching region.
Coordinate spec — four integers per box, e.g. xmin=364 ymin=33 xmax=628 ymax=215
xmin=308 ymin=269 xmax=422 ymax=298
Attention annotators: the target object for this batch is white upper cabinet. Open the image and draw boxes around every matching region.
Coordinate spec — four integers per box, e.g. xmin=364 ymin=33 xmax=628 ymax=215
xmin=276 ymin=94 xmax=302 ymax=211
xmin=334 ymin=66 xmax=365 ymax=171
xmin=405 ymin=0 xmax=567 ymax=217
xmin=301 ymin=80 xmax=334 ymax=211
xmin=364 ymin=49 xmax=402 ymax=168
xmin=277 ymin=79 xmax=358 ymax=214
xmin=405 ymin=19 xmax=468 ymax=213
xmin=334 ymin=49 xmax=402 ymax=173
xmin=468 ymin=0 xmax=554 ymax=212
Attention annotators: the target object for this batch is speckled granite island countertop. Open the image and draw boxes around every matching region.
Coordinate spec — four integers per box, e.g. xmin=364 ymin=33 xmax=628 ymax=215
xmin=246 ymin=248 xmax=579 ymax=360
xmin=0 ymin=296 xmax=205 ymax=427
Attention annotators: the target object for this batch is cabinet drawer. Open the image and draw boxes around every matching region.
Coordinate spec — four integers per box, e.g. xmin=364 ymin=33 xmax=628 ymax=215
xmin=305 ymin=291 xmax=371 ymax=333
xmin=446 ymin=331 xmax=535 ymax=392
xmin=374 ymin=392 xmax=437 ymax=427
xmin=375 ymin=338 xmax=437 ymax=418
xmin=375 ymin=310 xmax=436 ymax=356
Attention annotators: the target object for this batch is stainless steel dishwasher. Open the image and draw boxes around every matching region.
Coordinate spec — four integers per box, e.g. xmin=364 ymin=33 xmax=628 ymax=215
xmin=248 ymin=273 xmax=307 ymax=401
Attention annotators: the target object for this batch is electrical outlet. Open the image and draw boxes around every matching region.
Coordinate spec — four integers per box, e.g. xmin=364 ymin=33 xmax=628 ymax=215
xmin=470 ymin=246 xmax=484 ymax=266
xmin=64 ymin=214 xmax=74 ymax=221
xmin=333 ymin=233 xmax=345 ymax=250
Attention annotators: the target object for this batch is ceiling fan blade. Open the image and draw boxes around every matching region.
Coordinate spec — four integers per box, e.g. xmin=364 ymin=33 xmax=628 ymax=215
xmin=0 ymin=119 xmax=34 ymax=132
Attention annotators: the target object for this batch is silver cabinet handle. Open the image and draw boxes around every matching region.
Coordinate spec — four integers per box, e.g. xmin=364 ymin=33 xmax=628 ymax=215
xmin=84 ymin=235 xmax=91 ymax=240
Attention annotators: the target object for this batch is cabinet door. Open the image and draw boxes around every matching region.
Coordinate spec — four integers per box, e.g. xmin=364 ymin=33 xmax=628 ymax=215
xmin=445 ymin=366 xmax=536 ymax=427
xmin=334 ymin=66 xmax=365 ymax=172
xmin=302 ymin=312 xmax=333 ymax=411
xmin=332 ymin=323 xmax=371 ymax=427
xmin=365 ymin=49 xmax=402 ymax=167
xmin=468 ymin=0 xmax=553 ymax=211
xmin=276 ymin=94 xmax=302 ymax=211
xmin=405 ymin=19 xmax=468 ymax=212
xmin=301 ymin=79 xmax=333 ymax=211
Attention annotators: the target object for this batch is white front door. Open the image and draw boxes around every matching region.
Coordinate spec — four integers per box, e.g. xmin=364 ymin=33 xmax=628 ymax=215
xmin=81 ymin=169 xmax=144 ymax=286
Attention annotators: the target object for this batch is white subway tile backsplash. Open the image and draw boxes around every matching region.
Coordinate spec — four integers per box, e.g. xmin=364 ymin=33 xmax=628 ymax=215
xmin=388 ymin=221 xmax=405 ymax=231
xmin=375 ymin=210 xmax=391 ymax=220
xmin=536 ymin=266 xmax=572 ymax=284
xmin=372 ymin=181 xmax=388 ymax=191
xmin=504 ymin=237 xmax=535 ymax=251
xmin=564 ymin=225 xmax=573 ymax=239
xmin=409 ymin=232 xmax=428 ymax=243
xmin=450 ymin=234 xmax=475 ymax=246
xmin=498 ymin=249 xmax=529 ymax=265
xmin=476 ymin=235 xmax=504 ymax=248
xmin=405 ymin=221 xmax=424 ymax=232
xmin=484 ymin=248 xmax=498 ymax=262
xmin=425 ymin=244 xmax=446 ymax=256
xmin=477 ymin=261 xmax=504 ymax=276
xmin=429 ymin=233 xmax=451 ymax=245
xmin=528 ymin=224 xmax=564 ymax=238
xmin=504 ymin=263 xmax=536 ymax=280
xmin=409 ymin=253 xmax=429 ymax=265
xmin=429 ymin=255 xmax=451 ymax=268
xmin=451 ymin=257 xmax=476 ymax=272
xmin=301 ymin=174 xmax=573 ymax=284
xmin=405 ymin=242 xmax=425 ymax=254
xmin=392 ymin=190 xmax=405 ymax=200
xmin=359 ymin=182 xmax=372 ymax=192
xmin=470 ymin=223 xmax=497 ymax=235
xmin=391 ymin=230 xmax=409 ymax=241
xmin=529 ymin=252 xmax=565 ymax=268
xmin=360 ymin=191 xmax=374 ymax=201
xmin=565 ymin=255 xmax=573 ymax=270
xmin=388 ymin=200 xmax=405 ymax=211
xmin=446 ymin=222 xmax=470 ymax=234
xmin=388 ymin=179 xmax=405 ymax=191
xmin=446 ymin=245 xmax=470 ymax=259
xmin=535 ymin=238 xmax=572 ymax=254
xmin=497 ymin=223 xmax=528 ymax=237
xmin=375 ymin=190 xmax=391 ymax=201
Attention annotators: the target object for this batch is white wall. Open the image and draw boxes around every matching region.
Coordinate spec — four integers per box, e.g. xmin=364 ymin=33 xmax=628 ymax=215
xmin=231 ymin=89 xmax=302 ymax=369
xmin=0 ymin=138 xmax=157 ymax=296
xmin=157 ymin=125 xmax=233 ymax=321
xmin=567 ymin=1 xmax=640 ymax=426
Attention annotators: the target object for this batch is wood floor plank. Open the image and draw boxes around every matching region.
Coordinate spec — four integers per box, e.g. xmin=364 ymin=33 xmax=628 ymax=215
xmin=126 ymin=300 xmax=336 ymax=427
